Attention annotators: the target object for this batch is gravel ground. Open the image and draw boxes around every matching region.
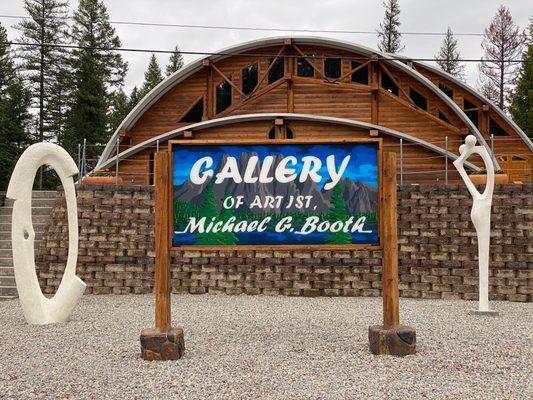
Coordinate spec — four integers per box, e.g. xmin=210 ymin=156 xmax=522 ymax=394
xmin=0 ymin=294 xmax=531 ymax=400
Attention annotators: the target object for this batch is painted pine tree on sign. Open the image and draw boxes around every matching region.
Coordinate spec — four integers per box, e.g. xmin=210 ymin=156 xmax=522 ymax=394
xmin=325 ymin=183 xmax=352 ymax=245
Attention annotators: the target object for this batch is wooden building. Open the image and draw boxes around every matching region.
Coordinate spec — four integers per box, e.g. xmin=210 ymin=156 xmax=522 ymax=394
xmin=95 ymin=37 xmax=533 ymax=184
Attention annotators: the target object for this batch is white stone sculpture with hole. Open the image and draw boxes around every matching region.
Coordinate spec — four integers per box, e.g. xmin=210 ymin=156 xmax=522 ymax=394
xmin=453 ymin=135 xmax=498 ymax=316
xmin=7 ymin=143 xmax=86 ymax=324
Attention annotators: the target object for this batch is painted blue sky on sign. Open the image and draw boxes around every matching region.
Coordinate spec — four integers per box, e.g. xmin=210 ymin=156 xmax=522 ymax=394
xmin=172 ymin=143 xmax=378 ymax=188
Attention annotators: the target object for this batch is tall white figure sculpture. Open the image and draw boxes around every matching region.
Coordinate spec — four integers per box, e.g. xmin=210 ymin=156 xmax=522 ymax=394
xmin=7 ymin=143 xmax=86 ymax=324
xmin=453 ymin=135 xmax=497 ymax=315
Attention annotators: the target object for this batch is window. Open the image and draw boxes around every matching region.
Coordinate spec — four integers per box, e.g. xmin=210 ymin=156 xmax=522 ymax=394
xmin=463 ymin=98 xmax=477 ymax=110
xmin=297 ymin=56 xmax=315 ymax=77
xmin=465 ymin=110 xmax=479 ymax=128
xmin=180 ymin=98 xmax=203 ymax=122
xmin=438 ymin=83 xmax=453 ymax=99
xmin=409 ymin=88 xmax=427 ymax=110
xmin=490 ymin=118 xmax=507 ymax=136
xmin=149 ymin=152 xmax=154 ymax=185
xmin=242 ymin=63 xmax=258 ymax=96
xmin=268 ymin=127 xmax=276 ymax=139
xmin=216 ymin=80 xmax=232 ymax=114
xmin=351 ymin=61 xmax=368 ymax=84
xmin=268 ymin=58 xmax=284 ymax=84
xmin=381 ymin=73 xmax=398 ymax=95
xmin=324 ymin=57 xmax=341 ymax=79
xmin=286 ymin=127 xmax=294 ymax=139
xmin=438 ymin=111 xmax=451 ymax=125
xmin=463 ymin=98 xmax=478 ymax=128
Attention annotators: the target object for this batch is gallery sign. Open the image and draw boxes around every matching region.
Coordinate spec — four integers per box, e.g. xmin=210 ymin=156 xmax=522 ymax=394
xmin=171 ymin=139 xmax=381 ymax=249
xmin=145 ymin=138 xmax=412 ymax=360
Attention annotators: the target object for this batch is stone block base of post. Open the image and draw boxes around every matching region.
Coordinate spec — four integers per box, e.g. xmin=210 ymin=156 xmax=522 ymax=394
xmin=368 ymin=325 xmax=416 ymax=356
xmin=140 ymin=327 xmax=185 ymax=361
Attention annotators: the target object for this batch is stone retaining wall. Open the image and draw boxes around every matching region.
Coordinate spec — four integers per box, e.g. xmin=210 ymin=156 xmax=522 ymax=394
xmin=36 ymin=183 xmax=532 ymax=302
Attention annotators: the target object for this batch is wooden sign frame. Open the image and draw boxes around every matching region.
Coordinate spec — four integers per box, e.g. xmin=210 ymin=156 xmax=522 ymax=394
xmin=141 ymin=140 xmax=415 ymax=360
xmin=167 ymin=138 xmax=383 ymax=251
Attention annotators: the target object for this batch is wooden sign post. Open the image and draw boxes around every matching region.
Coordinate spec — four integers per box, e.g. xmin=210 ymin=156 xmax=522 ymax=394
xmin=140 ymin=151 xmax=185 ymax=361
xmin=368 ymin=152 xmax=416 ymax=356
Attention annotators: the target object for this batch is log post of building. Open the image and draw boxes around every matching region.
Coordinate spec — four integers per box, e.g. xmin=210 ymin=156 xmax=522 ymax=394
xmin=140 ymin=151 xmax=185 ymax=361
xmin=368 ymin=152 xmax=416 ymax=356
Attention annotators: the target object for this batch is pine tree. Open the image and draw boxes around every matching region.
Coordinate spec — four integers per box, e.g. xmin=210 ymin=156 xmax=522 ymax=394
xmin=65 ymin=49 xmax=107 ymax=160
xmin=69 ymin=0 xmax=127 ymax=91
xmin=0 ymin=23 xmax=14 ymax=94
xmin=325 ymin=183 xmax=352 ymax=245
xmin=64 ymin=0 xmax=128 ymax=161
xmin=108 ymin=88 xmax=130 ymax=133
xmin=435 ymin=27 xmax=465 ymax=79
xmin=0 ymin=78 xmax=33 ymax=190
xmin=15 ymin=0 xmax=69 ymax=188
xmin=478 ymin=6 xmax=523 ymax=111
xmin=139 ymin=54 xmax=163 ymax=98
xmin=15 ymin=0 xmax=69 ymax=142
xmin=165 ymin=45 xmax=184 ymax=76
xmin=0 ymin=23 xmax=32 ymax=190
xmin=510 ymin=18 xmax=533 ymax=138
xmin=377 ymin=0 xmax=403 ymax=54
xmin=128 ymin=86 xmax=140 ymax=110
xmin=47 ymin=55 xmax=71 ymax=146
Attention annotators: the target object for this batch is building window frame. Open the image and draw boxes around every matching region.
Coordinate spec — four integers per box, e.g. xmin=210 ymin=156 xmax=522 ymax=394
xmin=242 ymin=63 xmax=258 ymax=96
xmin=215 ymin=79 xmax=232 ymax=114
xmin=324 ymin=56 xmax=341 ymax=79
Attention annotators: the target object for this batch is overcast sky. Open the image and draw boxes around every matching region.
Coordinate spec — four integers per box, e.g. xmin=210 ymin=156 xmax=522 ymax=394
xmin=2 ymin=0 xmax=532 ymax=93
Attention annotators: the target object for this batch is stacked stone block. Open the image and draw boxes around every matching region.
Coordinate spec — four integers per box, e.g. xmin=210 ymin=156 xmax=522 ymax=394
xmin=36 ymin=183 xmax=532 ymax=302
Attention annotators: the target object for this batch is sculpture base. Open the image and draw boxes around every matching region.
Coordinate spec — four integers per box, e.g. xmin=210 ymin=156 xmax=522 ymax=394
xmin=470 ymin=309 xmax=499 ymax=316
xmin=140 ymin=327 xmax=185 ymax=361
xmin=368 ymin=325 xmax=416 ymax=356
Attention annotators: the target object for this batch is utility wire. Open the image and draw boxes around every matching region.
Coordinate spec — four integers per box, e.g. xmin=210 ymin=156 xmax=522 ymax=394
xmin=2 ymin=41 xmax=529 ymax=63
xmin=0 ymin=14 xmax=487 ymax=36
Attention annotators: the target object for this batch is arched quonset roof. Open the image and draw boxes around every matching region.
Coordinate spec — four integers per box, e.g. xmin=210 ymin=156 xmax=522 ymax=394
xmin=411 ymin=61 xmax=533 ymax=152
xmin=96 ymin=36 xmax=521 ymax=168
xmin=97 ymin=113 xmax=480 ymax=172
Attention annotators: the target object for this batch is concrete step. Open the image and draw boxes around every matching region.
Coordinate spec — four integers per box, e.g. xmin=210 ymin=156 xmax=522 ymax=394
xmin=0 ymin=249 xmax=13 ymax=258
xmin=0 ymin=223 xmax=47 ymax=233
xmin=0 ymin=276 xmax=15 ymax=286
xmin=1 ymin=190 xmax=57 ymax=200
xmin=0 ymin=215 xmax=51 ymax=224
xmin=0 ymin=240 xmax=41 ymax=249
xmin=0 ymin=257 xmax=12 ymax=266
xmin=31 ymin=191 xmax=58 ymax=199
xmin=0 ymin=206 xmax=53 ymax=216
xmin=0 ymin=266 xmax=14 ymax=276
xmin=3 ymin=198 xmax=58 ymax=207
xmin=0 ymin=231 xmax=46 ymax=240
xmin=0 ymin=286 xmax=17 ymax=298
